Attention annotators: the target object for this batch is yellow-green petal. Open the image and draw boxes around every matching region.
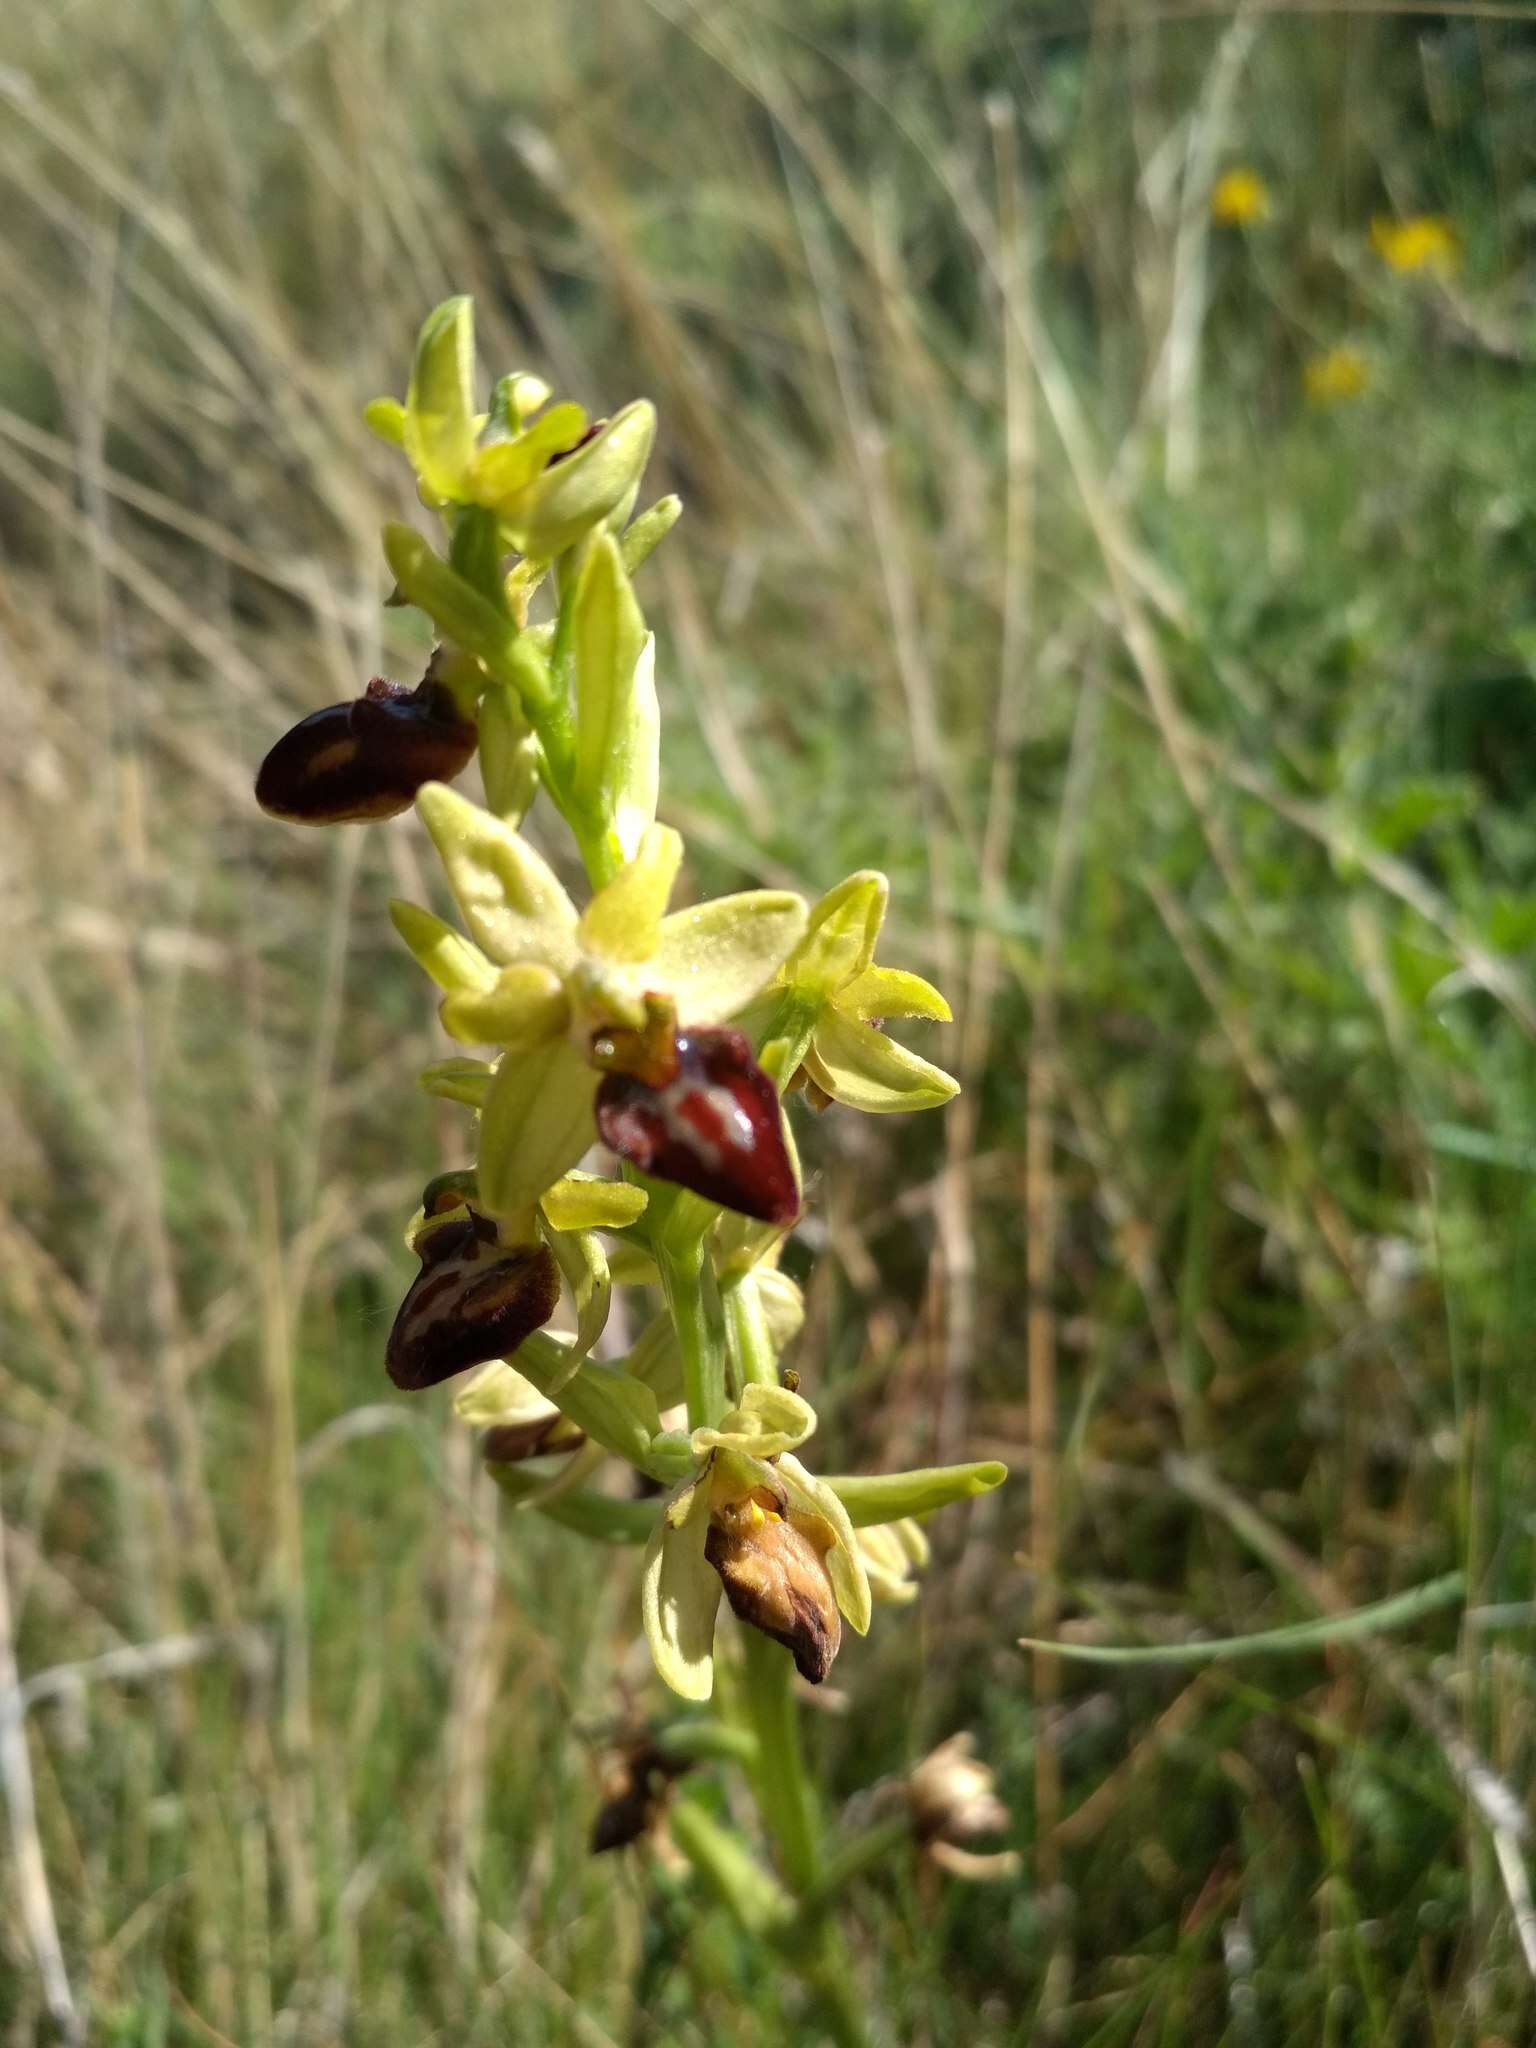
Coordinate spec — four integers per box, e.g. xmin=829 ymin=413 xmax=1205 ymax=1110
xmin=540 ymin=1173 xmax=649 ymax=1233
xmin=438 ymin=963 xmax=570 ymax=1049
xmin=691 ymin=1383 xmax=815 ymax=1460
xmin=840 ymin=963 xmax=953 ymax=1024
xmin=651 ymin=891 xmax=808 ymax=1023
xmin=579 ymin=823 xmax=682 ymax=966
xmin=804 ymin=1009 xmax=959 ymax=1114
xmin=389 ymin=899 xmax=497 ymax=995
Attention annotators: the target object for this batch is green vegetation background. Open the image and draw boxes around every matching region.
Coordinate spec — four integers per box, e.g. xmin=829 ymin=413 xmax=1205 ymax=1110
xmin=3 ymin=4 xmax=1536 ymax=2042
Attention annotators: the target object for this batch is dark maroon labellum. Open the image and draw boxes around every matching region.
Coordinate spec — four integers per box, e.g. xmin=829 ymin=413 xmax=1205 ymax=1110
xmin=594 ymin=1025 xmax=798 ymax=1225
xmin=255 ymin=676 xmax=477 ymax=825
xmin=386 ymin=1213 xmax=560 ymax=1391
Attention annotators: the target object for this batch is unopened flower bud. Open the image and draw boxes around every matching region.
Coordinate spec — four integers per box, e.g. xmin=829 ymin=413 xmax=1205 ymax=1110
xmin=595 ymin=1024 xmax=798 ymax=1225
xmin=481 ymin=1412 xmax=586 ymax=1464
xmin=386 ymin=1207 xmax=560 ymax=1391
xmin=705 ymin=1492 xmax=840 ymax=1683
xmin=256 ymin=675 xmax=476 ymax=825
xmin=508 ymin=399 xmax=655 ymax=559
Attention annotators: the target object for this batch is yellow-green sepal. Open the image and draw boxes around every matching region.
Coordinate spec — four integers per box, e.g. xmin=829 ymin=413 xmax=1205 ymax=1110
xmin=570 ymin=535 xmax=658 ymax=864
xmin=506 ymin=399 xmax=656 ymax=560
xmin=651 ymin=892 xmax=809 ymax=1023
xmin=803 ymin=1008 xmax=959 ymax=1113
xmin=403 ymin=296 xmax=479 ymax=503
xmin=781 ymin=870 xmax=888 ymax=999
xmin=822 ymin=1461 xmax=1008 ymax=1527
xmin=641 ymin=1476 xmax=721 ymax=1701
xmin=476 ymin=1036 xmax=598 ymax=1220
xmin=415 ymin=783 xmax=578 ymax=970
xmin=419 ymin=1057 xmax=495 ymax=1107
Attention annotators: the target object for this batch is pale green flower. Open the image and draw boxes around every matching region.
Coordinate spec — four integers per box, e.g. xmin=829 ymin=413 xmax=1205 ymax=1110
xmin=390 ymin=790 xmax=806 ymax=1222
xmin=777 ymin=871 xmax=958 ymax=1112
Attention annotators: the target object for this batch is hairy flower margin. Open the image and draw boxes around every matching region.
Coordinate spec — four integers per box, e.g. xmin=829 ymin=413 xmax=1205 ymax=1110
xmin=253 ymin=295 xmax=1006 ymax=1707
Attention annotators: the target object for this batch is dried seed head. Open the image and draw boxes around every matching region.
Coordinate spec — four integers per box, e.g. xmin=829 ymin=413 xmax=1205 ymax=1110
xmin=906 ymin=1734 xmax=1011 ymax=1847
xmin=704 ymin=1492 xmax=840 ymax=1683
xmin=589 ymin=1737 xmax=692 ymax=1854
xmin=255 ymin=674 xmax=477 ymax=825
xmin=386 ymin=1211 xmax=560 ymax=1391
xmin=595 ymin=1024 xmax=798 ymax=1225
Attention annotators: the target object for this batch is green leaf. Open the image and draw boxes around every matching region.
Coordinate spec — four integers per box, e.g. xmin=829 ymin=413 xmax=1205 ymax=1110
xmin=804 ymin=1009 xmax=959 ymax=1113
xmin=1018 ymin=1572 xmax=1465 ymax=1666
xmin=651 ymin=892 xmax=809 ymax=1023
xmin=824 ymin=1462 xmax=1008 ymax=1527
xmin=478 ymin=683 xmax=541 ymax=825
xmin=668 ymin=1799 xmax=795 ymax=1936
xmin=415 ymin=783 xmax=578 ymax=970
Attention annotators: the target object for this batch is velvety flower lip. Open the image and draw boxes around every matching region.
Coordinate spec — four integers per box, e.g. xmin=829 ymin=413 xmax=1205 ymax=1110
xmin=386 ymin=1207 xmax=561 ymax=1391
xmin=595 ymin=1023 xmax=799 ymax=1225
xmin=705 ymin=1489 xmax=841 ymax=1682
xmin=256 ymin=674 xmax=477 ymax=825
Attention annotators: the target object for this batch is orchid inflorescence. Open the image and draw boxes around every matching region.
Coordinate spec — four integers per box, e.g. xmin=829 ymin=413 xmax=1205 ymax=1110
xmin=255 ymin=299 xmax=1009 ymax=1996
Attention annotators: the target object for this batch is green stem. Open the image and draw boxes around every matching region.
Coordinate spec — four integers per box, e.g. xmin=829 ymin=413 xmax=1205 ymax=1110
xmin=723 ymin=1273 xmax=778 ymax=1389
xmin=656 ymin=1235 xmax=727 ymax=1430
xmin=739 ymin=1627 xmax=819 ymax=1893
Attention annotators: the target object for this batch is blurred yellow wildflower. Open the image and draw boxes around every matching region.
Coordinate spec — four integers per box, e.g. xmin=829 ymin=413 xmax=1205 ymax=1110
xmin=1303 ymin=347 xmax=1370 ymax=407
xmin=1211 ymin=167 xmax=1271 ymax=226
xmin=1370 ymin=215 xmax=1458 ymax=276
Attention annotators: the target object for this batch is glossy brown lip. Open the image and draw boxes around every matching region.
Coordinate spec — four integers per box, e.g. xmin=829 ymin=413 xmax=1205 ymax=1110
xmin=255 ymin=676 xmax=477 ymax=825
xmin=594 ymin=1025 xmax=799 ymax=1225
